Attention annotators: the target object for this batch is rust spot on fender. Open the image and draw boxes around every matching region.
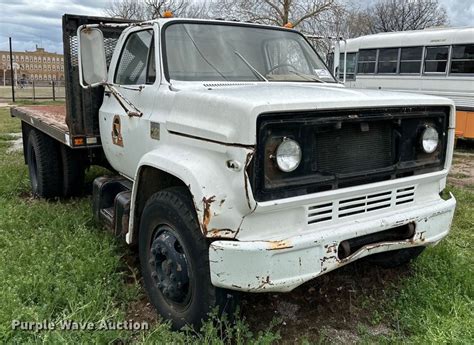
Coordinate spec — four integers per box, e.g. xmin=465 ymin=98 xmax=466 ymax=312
xmin=202 ymin=195 xmax=216 ymax=235
xmin=207 ymin=228 xmax=236 ymax=238
xmin=266 ymin=239 xmax=293 ymax=251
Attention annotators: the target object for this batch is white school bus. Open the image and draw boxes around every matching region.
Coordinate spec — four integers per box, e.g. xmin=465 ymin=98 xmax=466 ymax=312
xmin=334 ymin=27 xmax=474 ymax=139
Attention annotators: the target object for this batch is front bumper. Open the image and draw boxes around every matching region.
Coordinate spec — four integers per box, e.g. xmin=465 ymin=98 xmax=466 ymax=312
xmin=209 ymin=194 xmax=456 ymax=292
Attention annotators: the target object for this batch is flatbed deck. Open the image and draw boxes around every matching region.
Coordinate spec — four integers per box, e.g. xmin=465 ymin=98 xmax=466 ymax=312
xmin=11 ymin=105 xmax=101 ymax=148
xmin=12 ymin=105 xmax=70 ymax=146
xmin=14 ymin=105 xmax=68 ymax=130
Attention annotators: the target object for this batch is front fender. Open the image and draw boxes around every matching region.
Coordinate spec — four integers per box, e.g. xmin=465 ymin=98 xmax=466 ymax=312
xmin=127 ymin=142 xmax=256 ymax=243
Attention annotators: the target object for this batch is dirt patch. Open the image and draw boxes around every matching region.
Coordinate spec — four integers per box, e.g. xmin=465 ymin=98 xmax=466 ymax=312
xmin=448 ymin=152 xmax=474 ymax=189
xmin=320 ymin=326 xmax=360 ymax=344
xmin=121 ymin=249 xmax=159 ymax=325
xmin=240 ymin=259 xmax=403 ymax=342
xmin=3 ymin=132 xmax=23 ymax=154
xmin=7 ymin=138 xmax=23 ymax=153
xmin=126 ymin=298 xmax=159 ymax=326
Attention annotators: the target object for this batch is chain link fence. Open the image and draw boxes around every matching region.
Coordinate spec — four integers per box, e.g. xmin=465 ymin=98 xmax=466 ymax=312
xmin=0 ymin=80 xmax=65 ymax=101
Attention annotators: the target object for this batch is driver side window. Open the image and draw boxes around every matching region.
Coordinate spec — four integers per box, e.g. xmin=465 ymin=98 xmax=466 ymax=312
xmin=115 ymin=30 xmax=155 ymax=85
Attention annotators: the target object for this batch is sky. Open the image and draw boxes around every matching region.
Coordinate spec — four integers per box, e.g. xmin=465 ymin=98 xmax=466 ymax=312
xmin=0 ymin=0 xmax=109 ymax=53
xmin=0 ymin=0 xmax=473 ymax=54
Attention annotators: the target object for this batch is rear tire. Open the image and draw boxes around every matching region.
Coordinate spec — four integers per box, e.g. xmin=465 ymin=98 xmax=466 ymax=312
xmin=367 ymin=246 xmax=425 ymax=268
xmin=138 ymin=187 xmax=237 ymax=330
xmin=60 ymin=145 xmax=85 ymax=197
xmin=26 ymin=129 xmax=62 ymax=198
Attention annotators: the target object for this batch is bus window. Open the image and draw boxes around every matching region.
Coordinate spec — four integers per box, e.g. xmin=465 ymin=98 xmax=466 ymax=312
xmin=378 ymin=48 xmax=398 ymax=73
xmin=424 ymin=46 xmax=449 ymax=73
xmin=400 ymin=46 xmax=423 ymax=74
xmin=357 ymin=49 xmax=377 ymax=74
xmin=339 ymin=52 xmax=356 ymax=80
xmin=450 ymin=44 xmax=474 ymax=74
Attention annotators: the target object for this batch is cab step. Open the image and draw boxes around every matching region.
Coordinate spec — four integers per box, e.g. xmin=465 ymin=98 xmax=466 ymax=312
xmin=92 ymin=176 xmax=132 ymax=237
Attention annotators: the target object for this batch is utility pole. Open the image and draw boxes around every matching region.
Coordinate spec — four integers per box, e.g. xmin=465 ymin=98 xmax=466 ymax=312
xmin=9 ymin=37 xmax=15 ymax=102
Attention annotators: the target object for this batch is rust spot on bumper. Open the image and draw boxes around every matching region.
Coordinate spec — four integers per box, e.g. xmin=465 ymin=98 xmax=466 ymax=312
xmin=266 ymin=239 xmax=293 ymax=250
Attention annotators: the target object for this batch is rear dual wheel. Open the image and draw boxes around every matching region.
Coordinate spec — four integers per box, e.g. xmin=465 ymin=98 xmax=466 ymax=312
xmin=26 ymin=129 xmax=62 ymax=198
xmin=60 ymin=144 xmax=85 ymax=197
xmin=26 ymin=129 xmax=85 ymax=198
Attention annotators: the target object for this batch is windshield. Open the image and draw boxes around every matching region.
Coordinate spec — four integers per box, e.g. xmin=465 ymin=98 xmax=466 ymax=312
xmin=163 ymin=22 xmax=335 ymax=83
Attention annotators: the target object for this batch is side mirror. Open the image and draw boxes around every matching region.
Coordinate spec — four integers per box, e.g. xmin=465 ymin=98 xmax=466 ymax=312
xmin=78 ymin=27 xmax=107 ymax=88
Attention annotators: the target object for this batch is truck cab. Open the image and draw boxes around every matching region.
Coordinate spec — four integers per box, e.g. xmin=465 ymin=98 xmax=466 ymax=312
xmin=13 ymin=15 xmax=456 ymax=330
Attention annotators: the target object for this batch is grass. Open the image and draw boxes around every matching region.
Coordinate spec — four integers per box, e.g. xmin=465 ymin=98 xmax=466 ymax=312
xmin=359 ymin=187 xmax=474 ymax=343
xmin=0 ymin=105 xmax=473 ymax=343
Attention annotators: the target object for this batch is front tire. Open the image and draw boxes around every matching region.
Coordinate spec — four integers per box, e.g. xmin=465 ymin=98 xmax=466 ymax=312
xmin=138 ymin=187 xmax=236 ymax=330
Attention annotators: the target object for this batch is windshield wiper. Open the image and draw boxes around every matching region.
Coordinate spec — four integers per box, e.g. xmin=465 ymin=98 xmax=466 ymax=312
xmin=233 ymin=51 xmax=268 ymax=82
xmin=288 ymin=70 xmax=326 ymax=83
xmin=183 ymin=25 xmax=229 ymax=81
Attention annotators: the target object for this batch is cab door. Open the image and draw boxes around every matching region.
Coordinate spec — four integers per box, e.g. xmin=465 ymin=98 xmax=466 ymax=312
xmin=99 ymin=26 xmax=158 ymax=178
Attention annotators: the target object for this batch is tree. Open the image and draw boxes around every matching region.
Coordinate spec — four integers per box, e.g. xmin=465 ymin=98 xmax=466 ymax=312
xmin=104 ymin=0 xmax=210 ymax=20
xmin=339 ymin=8 xmax=374 ymax=38
xmin=327 ymin=0 xmax=448 ymax=41
xmin=215 ymin=0 xmax=338 ymax=28
xmin=104 ymin=0 xmax=147 ymax=20
xmin=366 ymin=0 xmax=448 ymax=34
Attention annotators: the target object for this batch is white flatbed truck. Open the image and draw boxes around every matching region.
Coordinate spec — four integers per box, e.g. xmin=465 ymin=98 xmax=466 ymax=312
xmin=11 ymin=14 xmax=456 ymax=329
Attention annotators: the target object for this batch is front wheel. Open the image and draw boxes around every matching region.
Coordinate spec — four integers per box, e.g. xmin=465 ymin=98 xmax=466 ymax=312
xmin=138 ymin=187 xmax=237 ymax=330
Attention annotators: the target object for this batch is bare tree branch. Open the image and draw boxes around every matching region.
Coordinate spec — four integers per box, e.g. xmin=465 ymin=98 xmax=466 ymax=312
xmin=104 ymin=0 xmax=212 ymax=20
xmin=368 ymin=0 xmax=448 ymax=33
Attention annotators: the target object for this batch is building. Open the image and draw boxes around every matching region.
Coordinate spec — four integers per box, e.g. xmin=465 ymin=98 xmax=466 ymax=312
xmin=0 ymin=46 xmax=64 ymax=85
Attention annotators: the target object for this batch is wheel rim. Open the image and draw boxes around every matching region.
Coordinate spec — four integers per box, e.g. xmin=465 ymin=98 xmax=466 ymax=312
xmin=28 ymin=145 xmax=38 ymax=192
xmin=149 ymin=225 xmax=191 ymax=308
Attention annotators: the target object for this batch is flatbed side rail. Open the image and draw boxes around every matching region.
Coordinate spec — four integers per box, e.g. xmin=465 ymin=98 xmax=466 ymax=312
xmin=11 ymin=106 xmax=102 ymax=149
xmin=11 ymin=107 xmax=69 ymax=146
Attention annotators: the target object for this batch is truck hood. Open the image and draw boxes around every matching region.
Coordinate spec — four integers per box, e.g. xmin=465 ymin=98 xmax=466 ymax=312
xmin=166 ymin=82 xmax=454 ymax=146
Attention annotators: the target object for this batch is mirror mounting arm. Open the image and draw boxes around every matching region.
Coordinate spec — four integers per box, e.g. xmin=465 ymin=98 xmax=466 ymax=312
xmin=105 ymin=84 xmax=143 ymax=117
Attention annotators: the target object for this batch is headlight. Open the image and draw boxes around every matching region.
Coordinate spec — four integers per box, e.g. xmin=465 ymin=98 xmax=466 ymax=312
xmin=421 ymin=126 xmax=439 ymax=153
xmin=275 ymin=138 xmax=302 ymax=172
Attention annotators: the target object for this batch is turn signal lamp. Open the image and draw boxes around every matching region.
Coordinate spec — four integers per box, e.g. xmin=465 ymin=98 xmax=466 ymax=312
xmin=163 ymin=11 xmax=174 ymax=18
